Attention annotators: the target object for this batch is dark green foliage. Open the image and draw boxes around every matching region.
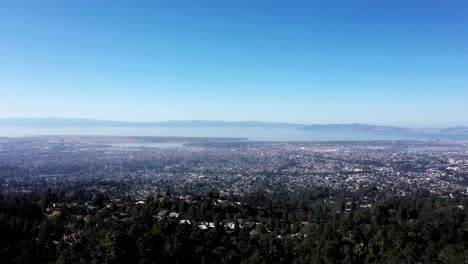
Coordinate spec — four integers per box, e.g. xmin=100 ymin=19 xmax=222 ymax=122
xmin=1 ymin=189 xmax=468 ymax=263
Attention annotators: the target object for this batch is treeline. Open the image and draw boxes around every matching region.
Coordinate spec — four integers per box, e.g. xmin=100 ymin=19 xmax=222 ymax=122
xmin=1 ymin=188 xmax=468 ymax=263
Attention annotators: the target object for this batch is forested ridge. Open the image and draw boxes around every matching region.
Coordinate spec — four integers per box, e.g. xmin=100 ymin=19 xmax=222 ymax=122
xmin=1 ymin=188 xmax=468 ymax=263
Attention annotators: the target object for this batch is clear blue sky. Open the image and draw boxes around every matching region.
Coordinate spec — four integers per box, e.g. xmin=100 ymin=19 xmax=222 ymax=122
xmin=1 ymin=0 xmax=467 ymax=126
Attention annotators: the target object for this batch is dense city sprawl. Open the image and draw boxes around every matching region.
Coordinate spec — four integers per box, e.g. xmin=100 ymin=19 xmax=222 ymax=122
xmin=1 ymin=136 xmax=468 ymax=197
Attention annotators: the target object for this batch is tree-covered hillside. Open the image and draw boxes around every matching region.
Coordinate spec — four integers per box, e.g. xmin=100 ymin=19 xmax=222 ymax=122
xmin=1 ymin=188 xmax=468 ymax=263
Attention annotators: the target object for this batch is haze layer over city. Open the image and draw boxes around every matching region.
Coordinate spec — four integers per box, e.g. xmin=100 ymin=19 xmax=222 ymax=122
xmin=1 ymin=1 xmax=468 ymax=263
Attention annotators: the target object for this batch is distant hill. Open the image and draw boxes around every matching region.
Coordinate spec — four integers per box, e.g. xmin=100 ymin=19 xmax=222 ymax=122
xmin=300 ymin=123 xmax=411 ymax=133
xmin=0 ymin=118 xmax=466 ymax=134
xmin=441 ymin=126 xmax=468 ymax=134
xmin=0 ymin=118 xmax=299 ymax=128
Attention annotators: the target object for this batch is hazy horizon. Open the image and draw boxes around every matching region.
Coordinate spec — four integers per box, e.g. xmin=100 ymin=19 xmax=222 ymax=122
xmin=2 ymin=117 xmax=468 ymax=141
xmin=0 ymin=116 xmax=467 ymax=128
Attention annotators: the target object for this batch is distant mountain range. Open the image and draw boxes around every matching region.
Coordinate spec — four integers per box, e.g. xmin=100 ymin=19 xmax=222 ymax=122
xmin=301 ymin=124 xmax=412 ymax=133
xmin=0 ymin=118 xmax=467 ymax=134
xmin=440 ymin=126 xmax=468 ymax=134
xmin=0 ymin=118 xmax=299 ymax=128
